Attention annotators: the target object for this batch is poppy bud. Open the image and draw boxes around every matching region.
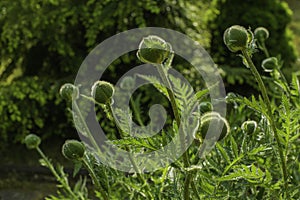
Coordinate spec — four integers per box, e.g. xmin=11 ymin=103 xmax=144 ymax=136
xmin=254 ymin=27 xmax=269 ymax=44
xmin=199 ymin=101 xmax=213 ymax=114
xmin=62 ymin=140 xmax=85 ymax=161
xmin=241 ymin=120 xmax=257 ymax=135
xmin=24 ymin=134 xmax=41 ymax=149
xmin=223 ymin=25 xmax=251 ymax=52
xmin=120 ymin=76 xmax=135 ymax=91
xmin=196 ymin=112 xmax=230 ymax=141
xmin=91 ymin=81 xmax=114 ymax=104
xmin=137 ymin=35 xmax=173 ymax=64
xmin=261 ymin=57 xmax=278 ymax=72
xmin=59 ymin=83 xmax=79 ymax=102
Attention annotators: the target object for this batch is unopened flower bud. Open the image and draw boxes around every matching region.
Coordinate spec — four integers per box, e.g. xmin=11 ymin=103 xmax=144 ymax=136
xmin=196 ymin=112 xmax=230 ymax=141
xmin=261 ymin=57 xmax=278 ymax=72
xmin=199 ymin=101 xmax=213 ymax=114
xmin=137 ymin=35 xmax=173 ymax=64
xmin=91 ymin=81 xmax=114 ymax=104
xmin=241 ymin=120 xmax=257 ymax=135
xmin=254 ymin=27 xmax=269 ymax=44
xmin=62 ymin=140 xmax=85 ymax=161
xmin=59 ymin=83 xmax=79 ymax=102
xmin=24 ymin=134 xmax=41 ymax=149
xmin=120 ymin=76 xmax=135 ymax=91
xmin=223 ymin=25 xmax=251 ymax=52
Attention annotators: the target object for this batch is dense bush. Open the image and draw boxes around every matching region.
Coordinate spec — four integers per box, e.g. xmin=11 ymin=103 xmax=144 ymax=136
xmin=208 ymin=0 xmax=297 ymax=90
xmin=0 ymin=0 xmax=210 ymax=144
xmin=0 ymin=77 xmax=73 ymax=150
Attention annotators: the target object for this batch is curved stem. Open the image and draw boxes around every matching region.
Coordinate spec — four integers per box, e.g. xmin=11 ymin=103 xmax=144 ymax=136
xmin=73 ymin=100 xmax=101 ymax=154
xmin=260 ymin=42 xmax=270 ymax=58
xmin=36 ymin=147 xmax=79 ymax=200
xmin=241 ymin=49 xmax=288 ymax=193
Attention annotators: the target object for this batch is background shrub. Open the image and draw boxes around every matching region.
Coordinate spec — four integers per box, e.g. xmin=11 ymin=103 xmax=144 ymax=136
xmin=0 ymin=0 xmax=211 ymax=145
xmin=208 ymin=0 xmax=297 ymax=92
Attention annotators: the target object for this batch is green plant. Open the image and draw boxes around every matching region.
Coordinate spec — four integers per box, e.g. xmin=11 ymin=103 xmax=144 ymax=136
xmin=24 ymin=27 xmax=300 ymax=199
xmin=209 ymin=0 xmax=297 ymax=89
xmin=0 ymin=0 xmax=212 ymax=148
xmin=24 ymin=134 xmax=89 ymax=200
xmin=223 ymin=25 xmax=300 ymax=199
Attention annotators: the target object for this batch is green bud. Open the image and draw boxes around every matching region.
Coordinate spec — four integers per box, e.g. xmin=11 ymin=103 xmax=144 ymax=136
xmin=59 ymin=83 xmax=79 ymax=102
xmin=261 ymin=57 xmax=278 ymax=72
xmin=120 ymin=76 xmax=135 ymax=91
xmin=137 ymin=35 xmax=173 ymax=64
xmin=223 ymin=25 xmax=251 ymax=52
xmin=62 ymin=140 xmax=85 ymax=161
xmin=196 ymin=112 xmax=230 ymax=141
xmin=241 ymin=120 xmax=257 ymax=135
xmin=199 ymin=101 xmax=213 ymax=114
xmin=24 ymin=134 xmax=41 ymax=149
xmin=254 ymin=27 xmax=269 ymax=43
xmin=91 ymin=81 xmax=114 ymax=104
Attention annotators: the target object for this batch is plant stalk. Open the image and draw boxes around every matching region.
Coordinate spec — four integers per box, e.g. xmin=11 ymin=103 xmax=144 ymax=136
xmin=82 ymin=154 xmax=108 ymax=200
xmin=73 ymin=100 xmax=101 ymax=154
xmin=156 ymin=64 xmax=198 ymax=200
xmin=36 ymin=147 xmax=79 ymax=200
xmin=241 ymin=49 xmax=288 ymax=192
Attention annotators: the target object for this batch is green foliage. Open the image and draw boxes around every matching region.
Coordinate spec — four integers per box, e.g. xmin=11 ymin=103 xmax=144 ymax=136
xmin=0 ymin=0 xmax=211 ymax=145
xmin=209 ymin=0 xmax=297 ymax=89
xmin=30 ymin=30 xmax=299 ymax=199
xmin=0 ymin=77 xmax=72 ymax=146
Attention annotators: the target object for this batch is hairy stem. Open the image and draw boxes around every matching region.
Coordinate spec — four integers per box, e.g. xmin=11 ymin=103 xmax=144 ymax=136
xmin=106 ymin=103 xmax=154 ymax=199
xmin=156 ymin=64 xmax=198 ymax=200
xmin=127 ymin=150 xmax=154 ymax=199
xmin=82 ymin=154 xmax=108 ymax=200
xmin=260 ymin=42 xmax=270 ymax=58
xmin=36 ymin=147 xmax=79 ymax=200
xmin=73 ymin=100 xmax=101 ymax=154
xmin=241 ymin=49 xmax=288 ymax=193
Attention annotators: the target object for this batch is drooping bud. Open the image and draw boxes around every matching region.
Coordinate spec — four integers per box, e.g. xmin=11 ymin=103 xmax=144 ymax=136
xmin=196 ymin=112 xmax=230 ymax=141
xmin=137 ymin=35 xmax=173 ymax=64
xmin=223 ymin=25 xmax=251 ymax=52
xmin=261 ymin=57 xmax=278 ymax=72
xmin=199 ymin=101 xmax=213 ymax=114
xmin=120 ymin=76 xmax=135 ymax=91
xmin=59 ymin=83 xmax=79 ymax=102
xmin=254 ymin=27 xmax=269 ymax=44
xmin=24 ymin=134 xmax=41 ymax=149
xmin=62 ymin=140 xmax=85 ymax=161
xmin=241 ymin=120 xmax=257 ymax=135
xmin=91 ymin=81 xmax=114 ymax=104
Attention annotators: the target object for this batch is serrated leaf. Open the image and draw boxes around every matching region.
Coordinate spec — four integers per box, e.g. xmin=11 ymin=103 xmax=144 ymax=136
xmin=73 ymin=162 xmax=83 ymax=178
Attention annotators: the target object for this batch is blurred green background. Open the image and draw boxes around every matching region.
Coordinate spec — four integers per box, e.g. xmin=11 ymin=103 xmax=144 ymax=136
xmin=0 ymin=0 xmax=299 ymax=198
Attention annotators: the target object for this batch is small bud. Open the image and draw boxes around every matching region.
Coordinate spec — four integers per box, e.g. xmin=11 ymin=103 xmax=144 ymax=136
xmin=91 ymin=81 xmax=114 ymax=104
xmin=62 ymin=140 xmax=85 ymax=161
xmin=196 ymin=112 xmax=230 ymax=141
xmin=59 ymin=83 xmax=79 ymax=102
xmin=223 ymin=25 xmax=251 ymax=52
xmin=261 ymin=57 xmax=278 ymax=72
xmin=254 ymin=27 xmax=269 ymax=44
xmin=241 ymin=120 xmax=257 ymax=135
xmin=137 ymin=35 xmax=173 ymax=64
xmin=24 ymin=134 xmax=41 ymax=149
xmin=120 ymin=76 xmax=135 ymax=91
xmin=199 ymin=101 xmax=213 ymax=114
